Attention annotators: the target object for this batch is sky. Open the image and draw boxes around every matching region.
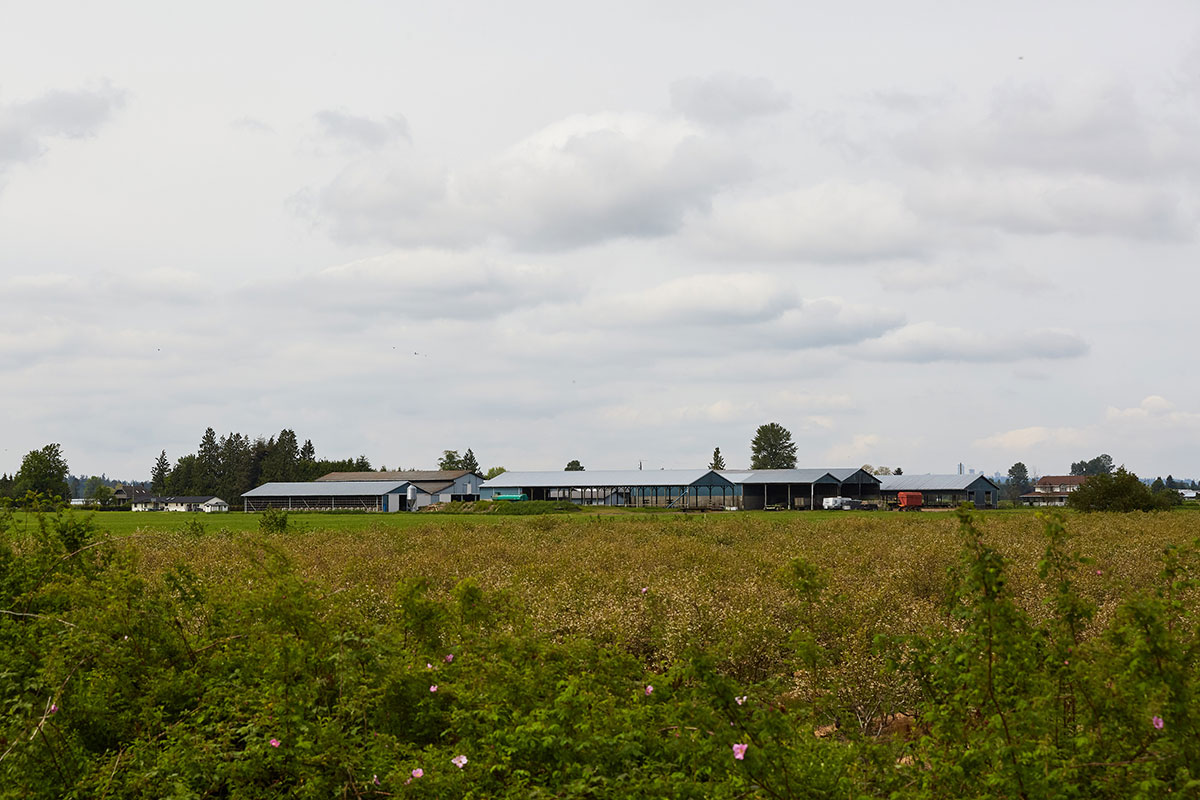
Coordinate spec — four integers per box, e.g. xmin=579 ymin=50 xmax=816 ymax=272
xmin=2 ymin=1 xmax=1199 ymax=482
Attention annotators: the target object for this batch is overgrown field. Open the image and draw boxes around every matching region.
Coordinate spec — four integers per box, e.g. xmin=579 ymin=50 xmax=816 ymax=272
xmin=1 ymin=507 xmax=1197 ymax=797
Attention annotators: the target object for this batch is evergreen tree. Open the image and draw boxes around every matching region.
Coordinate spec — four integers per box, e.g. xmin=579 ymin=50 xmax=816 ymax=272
xmin=894 ymin=467 xmax=903 ymax=475
xmin=299 ymin=439 xmax=316 ymax=462
xmin=259 ymin=430 xmax=299 ymax=484
xmin=197 ymin=427 xmax=221 ymax=495
xmin=749 ymin=423 xmax=797 ymax=470
xmin=461 ymin=449 xmax=480 ymax=473
xmin=709 ymin=447 xmax=726 ymax=470
xmin=151 ymin=450 xmax=170 ymax=494
xmin=167 ymin=454 xmax=199 ymax=495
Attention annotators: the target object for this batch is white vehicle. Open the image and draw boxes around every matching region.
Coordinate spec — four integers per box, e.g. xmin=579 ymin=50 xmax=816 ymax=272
xmin=822 ymin=496 xmax=861 ymax=510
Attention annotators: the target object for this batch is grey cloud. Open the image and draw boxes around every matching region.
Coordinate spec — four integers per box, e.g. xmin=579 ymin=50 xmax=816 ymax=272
xmin=231 ymin=116 xmax=275 ymax=134
xmin=0 ymin=83 xmax=125 ymax=169
xmin=853 ymin=322 xmax=1089 ymax=364
xmin=316 ymin=112 xmax=750 ymax=251
xmin=670 ymin=73 xmax=791 ymax=126
xmin=315 ymin=109 xmax=410 ymax=150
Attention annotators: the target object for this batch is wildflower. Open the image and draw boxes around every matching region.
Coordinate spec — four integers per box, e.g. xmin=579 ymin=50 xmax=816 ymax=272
xmin=733 ymin=743 xmax=748 ymax=760
xmin=641 ymin=587 xmax=648 ymax=594
xmin=1095 ymin=569 xmax=1103 ymax=576
xmin=735 ymin=696 xmax=747 ymax=705
xmin=452 ymin=754 xmax=468 ymax=768
xmin=269 ymin=738 xmax=280 ymax=747
xmin=645 ymin=685 xmax=653 ymax=696
xmin=1153 ymin=715 xmax=1164 ymax=730
xmin=373 ymin=774 xmax=380 ymax=785
xmin=430 ymin=684 xmax=438 ymax=693
xmin=445 ymin=653 xmax=454 ymax=663
xmin=412 ymin=768 xmax=424 ymax=778
xmin=49 ymin=704 xmax=58 ymax=714
xmin=426 ymin=663 xmax=432 ymax=669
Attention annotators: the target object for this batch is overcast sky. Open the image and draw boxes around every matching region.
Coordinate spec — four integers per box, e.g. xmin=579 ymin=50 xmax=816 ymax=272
xmin=3 ymin=1 xmax=1199 ymax=482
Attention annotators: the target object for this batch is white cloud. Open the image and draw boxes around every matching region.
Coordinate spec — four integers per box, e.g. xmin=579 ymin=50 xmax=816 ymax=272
xmin=688 ymin=181 xmax=928 ymax=262
xmin=824 ymin=433 xmax=881 ymax=464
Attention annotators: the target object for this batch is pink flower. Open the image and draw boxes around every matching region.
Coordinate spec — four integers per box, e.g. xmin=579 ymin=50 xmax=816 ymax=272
xmin=735 ymin=696 xmax=747 ymax=705
xmin=373 ymin=774 xmax=380 ymax=785
xmin=452 ymin=754 xmax=468 ymax=768
xmin=445 ymin=653 xmax=454 ymax=663
xmin=645 ymin=685 xmax=653 ymax=696
xmin=430 ymin=684 xmax=438 ymax=693
xmin=412 ymin=768 xmax=424 ymax=778
xmin=640 ymin=587 xmax=648 ymax=594
xmin=1095 ymin=570 xmax=1103 ymax=576
xmin=269 ymin=738 xmax=280 ymax=747
xmin=733 ymin=743 xmax=748 ymax=760
xmin=426 ymin=662 xmax=432 ymax=669
xmin=49 ymin=704 xmax=58 ymax=714
xmin=1153 ymin=715 xmax=1164 ymax=730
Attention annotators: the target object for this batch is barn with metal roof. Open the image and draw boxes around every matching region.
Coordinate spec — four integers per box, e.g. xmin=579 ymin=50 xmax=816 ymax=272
xmin=878 ymin=474 xmax=1000 ymax=508
xmin=480 ymin=468 xmax=881 ymax=510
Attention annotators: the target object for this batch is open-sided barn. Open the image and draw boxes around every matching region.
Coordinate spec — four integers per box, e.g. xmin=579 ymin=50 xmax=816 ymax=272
xmin=242 ymin=470 xmax=483 ymax=512
xmin=480 ymin=468 xmax=881 ymax=510
xmin=878 ymin=473 xmax=1000 ymax=508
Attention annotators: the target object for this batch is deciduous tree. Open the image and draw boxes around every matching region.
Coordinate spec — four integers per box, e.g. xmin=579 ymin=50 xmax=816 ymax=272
xmin=15 ymin=443 xmax=71 ymax=502
xmin=565 ymin=460 xmax=585 ymax=471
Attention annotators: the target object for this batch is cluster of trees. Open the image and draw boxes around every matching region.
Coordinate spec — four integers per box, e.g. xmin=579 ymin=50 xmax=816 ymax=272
xmin=437 ymin=449 xmax=480 ymax=472
xmin=152 ymin=428 xmax=372 ymax=500
xmin=0 ymin=444 xmax=72 ymax=502
xmin=1069 ymin=467 xmax=1181 ymax=512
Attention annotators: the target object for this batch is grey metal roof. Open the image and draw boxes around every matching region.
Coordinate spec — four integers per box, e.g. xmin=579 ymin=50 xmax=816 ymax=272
xmin=242 ymin=481 xmax=409 ymax=497
xmin=722 ymin=468 xmax=879 ymax=484
xmin=879 ymin=474 xmax=1000 ymax=492
xmin=317 ymin=470 xmax=475 ymax=482
xmin=481 ymin=469 xmax=718 ymax=489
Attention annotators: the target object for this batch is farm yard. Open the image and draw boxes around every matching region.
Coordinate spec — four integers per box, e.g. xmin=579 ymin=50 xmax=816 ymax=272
xmin=1 ymin=506 xmax=1198 ymax=797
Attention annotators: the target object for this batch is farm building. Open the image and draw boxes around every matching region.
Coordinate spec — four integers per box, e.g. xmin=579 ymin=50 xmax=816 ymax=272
xmin=1020 ymin=475 xmax=1087 ymax=507
xmin=479 ymin=468 xmax=881 ymax=510
xmin=131 ymin=495 xmax=229 ymax=512
xmin=878 ymin=474 xmax=1000 ymax=508
xmin=243 ymin=470 xmax=483 ymax=512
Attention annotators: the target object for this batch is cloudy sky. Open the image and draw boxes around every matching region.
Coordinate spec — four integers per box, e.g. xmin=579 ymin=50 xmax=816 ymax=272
xmin=3 ymin=1 xmax=1199 ymax=482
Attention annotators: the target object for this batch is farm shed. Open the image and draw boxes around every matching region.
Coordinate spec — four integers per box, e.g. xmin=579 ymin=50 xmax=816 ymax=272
xmin=480 ymin=468 xmax=882 ymax=510
xmin=480 ymin=469 xmax=740 ymax=509
xmin=724 ymin=468 xmax=881 ymax=510
xmin=878 ymin=474 xmax=1000 ymax=508
xmin=242 ymin=481 xmax=410 ymax=512
xmin=317 ymin=470 xmax=482 ymax=506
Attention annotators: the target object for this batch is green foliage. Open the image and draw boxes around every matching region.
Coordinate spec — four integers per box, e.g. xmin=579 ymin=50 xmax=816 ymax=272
xmin=490 ymin=500 xmax=581 ymax=515
xmin=1071 ymin=453 xmax=1115 ymax=476
xmin=258 ymin=507 xmax=289 ymax=533
xmin=709 ymin=447 xmax=726 ymax=470
xmin=565 ymin=459 xmax=585 ymax=471
xmin=1069 ymin=467 xmax=1176 ymax=512
xmin=749 ymin=423 xmax=796 ymax=470
xmin=2 ymin=506 xmax=1199 ymax=797
xmin=1005 ymin=461 xmax=1031 ymax=501
xmin=14 ymin=444 xmax=71 ymax=503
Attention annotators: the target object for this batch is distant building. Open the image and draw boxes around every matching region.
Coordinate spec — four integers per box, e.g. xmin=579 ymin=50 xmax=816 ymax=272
xmin=480 ymin=468 xmax=881 ymax=510
xmin=879 ymin=474 xmax=1000 ymax=508
xmin=242 ymin=470 xmax=482 ymax=512
xmin=1020 ymin=475 xmax=1088 ymax=507
xmin=132 ymin=495 xmax=229 ymax=512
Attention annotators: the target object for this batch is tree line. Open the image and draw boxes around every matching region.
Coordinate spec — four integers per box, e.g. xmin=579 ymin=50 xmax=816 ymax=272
xmin=150 ymin=428 xmax=373 ymax=501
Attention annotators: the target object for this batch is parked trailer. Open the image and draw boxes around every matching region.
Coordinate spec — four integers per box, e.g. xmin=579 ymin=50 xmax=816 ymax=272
xmin=897 ymin=491 xmax=923 ymax=511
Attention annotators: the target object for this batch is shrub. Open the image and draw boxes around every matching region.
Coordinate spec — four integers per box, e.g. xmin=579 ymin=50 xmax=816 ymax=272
xmin=1068 ymin=468 xmax=1176 ymax=512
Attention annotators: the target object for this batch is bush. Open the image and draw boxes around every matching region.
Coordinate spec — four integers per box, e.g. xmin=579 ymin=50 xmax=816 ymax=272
xmin=258 ymin=507 xmax=289 ymax=533
xmin=1068 ymin=468 xmax=1176 ymax=512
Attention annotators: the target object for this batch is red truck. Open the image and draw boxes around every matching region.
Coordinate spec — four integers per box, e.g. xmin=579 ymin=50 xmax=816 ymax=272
xmin=897 ymin=492 xmax=923 ymax=511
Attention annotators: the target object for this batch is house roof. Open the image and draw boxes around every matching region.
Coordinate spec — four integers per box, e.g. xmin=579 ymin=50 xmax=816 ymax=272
xmin=1035 ymin=475 xmax=1088 ymax=486
xmin=317 ymin=470 xmax=476 ymax=482
xmin=243 ymin=482 xmax=408 ymax=497
xmin=156 ymin=496 xmax=226 ymax=504
xmin=879 ymin=474 xmax=1000 ymax=492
